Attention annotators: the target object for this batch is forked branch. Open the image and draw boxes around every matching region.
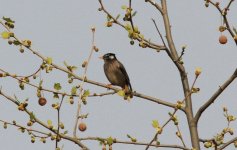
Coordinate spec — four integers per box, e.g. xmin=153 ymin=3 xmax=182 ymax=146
xmin=195 ymin=68 xmax=237 ymax=123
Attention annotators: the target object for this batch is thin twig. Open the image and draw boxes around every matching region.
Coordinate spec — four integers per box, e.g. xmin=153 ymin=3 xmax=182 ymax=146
xmin=128 ymin=0 xmax=135 ymax=31
xmin=73 ymin=28 xmax=96 ymax=137
xmin=151 ymin=18 xmax=167 ymax=48
xmin=0 ymin=119 xmax=49 ymax=137
xmin=194 ymin=68 xmax=237 ymax=123
xmin=146 ymin=0 xmax=164 ymax=14
xmin=16 ymin=66 xmax=42 ymax=78
xmin=128 ymin=0 xmax=134 ymax=31
xmin=176 ymin=125 xmax=186 ymax=147
xmin=98 ymin=0 xmax=166 ymax=50
xmin=79 ymin=137 xmax=190 ymax=150
xmin=56 ymin=95 xmax=65 ymax=149
xmin=88 ymin=91 xmax=116 ymax=97
xmin=226 ymin=0 xmax=235 ymax=10
xmin=176 ymin=47 xmax=185 ymax=62
xmin=218 ymin=137 xmax=237 ymax=150
xmin=0 ymin=68 xmax=76 ymax=97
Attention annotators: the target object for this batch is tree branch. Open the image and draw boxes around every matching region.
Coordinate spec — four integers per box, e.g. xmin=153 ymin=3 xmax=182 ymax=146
xmin=0 ymin=119 xmax=49 ymax=137
xmin=161 ymin=0 xmax=200 ymax=149
xmin=146 ymin=0 xmax=164 ymax=15
xmin=16 ymin=66 xmax=42 ymax=78
xmin=151 ymin=18 xmax=167 ymax=49
xmin=0 ymin=68 xmax=76 ymax=97
xmin=88 ymin=91 xmax=116 ymax=97
xmin=0 ymin=89 xmax=90 ymax=150
xmin=207 ymin=0 xmax=237 ymax=45
xmin=56 ymin=95 xmax=65 ymax=149
xmin=79 ymin=137 xmax=190 ymax=150
xmin=195 ymin=68 xmax=237 ymax=123
xmin=98 ymin=0 xmax=166 ymax=51
xmin=145 ymin=74 xmax=199 ymax=150
xmin=73 ymin=27 xmax=96 ymax=138
xmin=218 ymin=137 xmax=237 ymax=150
xmin=0 ymin=88 xmax=188 ymax=150
xmin=128 ymin=0 xmax=135 ymax=31
xmin=176 ymin=125 xmax=186 ymax=147
xmin=0 ymin=20 xmax=178 ymax=110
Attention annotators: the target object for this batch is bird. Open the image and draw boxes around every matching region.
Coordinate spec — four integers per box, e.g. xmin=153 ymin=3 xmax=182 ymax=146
xmin=100 ymin=53 xmax=133 ymax=98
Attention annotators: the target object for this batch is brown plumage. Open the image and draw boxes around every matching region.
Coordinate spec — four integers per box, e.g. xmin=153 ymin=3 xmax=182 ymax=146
xmin=101 ymin=53 xmax=132 ymax=97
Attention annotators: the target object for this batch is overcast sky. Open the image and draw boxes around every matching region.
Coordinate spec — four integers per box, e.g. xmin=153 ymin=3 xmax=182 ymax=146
xmin=0 ymin=0 xmax=237 ymax=150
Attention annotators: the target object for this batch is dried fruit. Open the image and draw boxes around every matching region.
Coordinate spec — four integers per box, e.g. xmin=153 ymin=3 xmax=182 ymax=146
xmin=219 ymin=35 xmax=227 ymax=44
xmin=38 ymin=97 xmax=47 ymax=106
xmin=78 ymin=122 xmax=87 ymax=132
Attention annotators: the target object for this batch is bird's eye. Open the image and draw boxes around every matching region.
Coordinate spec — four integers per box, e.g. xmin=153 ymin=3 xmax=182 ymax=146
xmin=109 ymin=55 xmax=114 ymax=59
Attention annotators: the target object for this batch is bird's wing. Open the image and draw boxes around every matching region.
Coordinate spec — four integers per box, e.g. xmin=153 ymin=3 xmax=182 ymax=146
xmin=117 ymin=61 xmax=132 ymax=91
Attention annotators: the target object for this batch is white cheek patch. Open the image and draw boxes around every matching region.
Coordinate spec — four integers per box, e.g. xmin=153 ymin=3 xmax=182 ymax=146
xmin=109 ymin=55 xmax=114 ymax=59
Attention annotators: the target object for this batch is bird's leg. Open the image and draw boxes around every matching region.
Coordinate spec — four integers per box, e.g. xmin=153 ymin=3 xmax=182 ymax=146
xmin=123 ymin=89 xmax=129 ymax=101
xmin=123 ymin=85 xmax=133 ymax=100
xmin=124 ymin=85 xmax=129 ymax=95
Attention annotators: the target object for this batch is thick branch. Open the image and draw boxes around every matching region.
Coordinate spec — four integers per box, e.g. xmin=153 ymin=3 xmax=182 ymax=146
xmin=161 ymin=0 xmax=200 ymax=149
xmin=195 ymin=68 xmax=237 ymax=123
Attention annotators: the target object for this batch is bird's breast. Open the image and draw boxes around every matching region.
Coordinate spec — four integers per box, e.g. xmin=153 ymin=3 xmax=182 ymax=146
xmin=104 ymin=61 xmax=126 ymax=87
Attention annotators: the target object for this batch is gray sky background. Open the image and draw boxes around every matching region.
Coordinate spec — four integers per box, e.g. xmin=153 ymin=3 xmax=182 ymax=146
xmin=0 ymin=0 xmax=237 ymax=150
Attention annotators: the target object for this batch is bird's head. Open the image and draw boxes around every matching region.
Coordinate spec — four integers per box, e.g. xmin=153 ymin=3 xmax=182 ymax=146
xmin=100 ymin=53 xmax=116 ymax=61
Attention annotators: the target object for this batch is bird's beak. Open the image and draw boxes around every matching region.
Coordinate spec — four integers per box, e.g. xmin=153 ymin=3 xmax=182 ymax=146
xmin=99 ymin=56 xmax=103 ymax=60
